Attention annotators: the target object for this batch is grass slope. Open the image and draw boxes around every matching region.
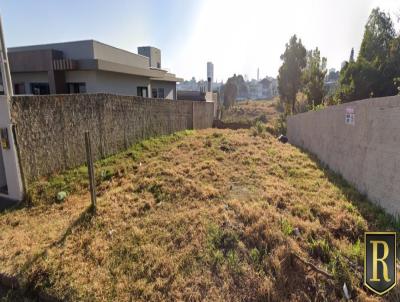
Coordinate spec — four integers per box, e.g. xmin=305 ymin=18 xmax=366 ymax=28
xmin=0 ymin=101 xmax=399 ymax=301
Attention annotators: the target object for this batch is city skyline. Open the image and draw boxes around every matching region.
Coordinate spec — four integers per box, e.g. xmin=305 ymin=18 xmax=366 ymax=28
xmin=2 ymin=0 xmax=399 ymax=82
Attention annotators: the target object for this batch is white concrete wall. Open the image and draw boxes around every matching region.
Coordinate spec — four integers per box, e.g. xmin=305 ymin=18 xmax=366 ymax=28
xmin=65 ymin=70 xmax=97 ymax=92
xmin=205 ymin=92 xmax=218 ymax=117
xmin=11 ymin=70 xmax=176 ymax=98
xmin=93 ymin=71 xmax=150 ymax=96
xmin=0 ymin=96 xmax=24 ymax=201
xmin=151 ymin=80 xmax=176 ymax=100
xmin=287 ymin=95 xmax=400 ymax=215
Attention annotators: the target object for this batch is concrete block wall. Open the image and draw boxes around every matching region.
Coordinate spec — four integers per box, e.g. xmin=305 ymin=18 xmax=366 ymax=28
xmin=10 ymin=94 xmax=214 ymax=183
xmin=287 ymin=95 xmax=400 ymax=215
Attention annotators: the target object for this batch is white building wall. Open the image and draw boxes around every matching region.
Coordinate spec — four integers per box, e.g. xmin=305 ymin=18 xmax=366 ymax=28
xmin=151 ymin=80 xmax=176 ymax=100
xmin=11 ymin=70 xmax=178 ymax=98
xmin=93 ymin=70 xmax=150 ymax=96
xmin=65 ymin=70 xmax=97 ymax=93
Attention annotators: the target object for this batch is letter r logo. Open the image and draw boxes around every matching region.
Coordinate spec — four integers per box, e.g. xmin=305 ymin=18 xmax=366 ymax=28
xmin=364 ymin=232 xmax=396 ymax=295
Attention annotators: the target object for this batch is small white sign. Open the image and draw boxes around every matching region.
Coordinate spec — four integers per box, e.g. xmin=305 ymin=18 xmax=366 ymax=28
xmin=345 ymin=107 xmax=355 ymax=125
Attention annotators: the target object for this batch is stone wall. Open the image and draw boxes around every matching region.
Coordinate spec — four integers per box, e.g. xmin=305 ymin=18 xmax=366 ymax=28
xmin=287 ymin=95 xmax=400 ymax=215
xmin=10 ymin=94 xmax=214 ymax=183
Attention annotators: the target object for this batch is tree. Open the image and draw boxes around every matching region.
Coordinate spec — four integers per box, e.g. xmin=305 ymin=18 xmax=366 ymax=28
xmin=359 ymin=8 xmax=395 ymax=64
xmin=349 ymin=48 xmax=355 ymax=62
xmin=223 ymin=79 xmax=238 ymax=108
xmin=278 ymin=35 xmax=307 ymax=113
xmin=229 ymin=74 xmax=248 ymax=98
xmin=337 ymin=58 xmax=382 ymax=102
xmin=302 ymin=48 xmax=327 ymax=107
xmin=336 ymin=8 xmax=400 ymax=102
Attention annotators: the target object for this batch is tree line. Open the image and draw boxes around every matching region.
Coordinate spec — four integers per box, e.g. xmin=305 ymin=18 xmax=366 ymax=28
xmin=278 ymin=7 xmax=400 ymax=114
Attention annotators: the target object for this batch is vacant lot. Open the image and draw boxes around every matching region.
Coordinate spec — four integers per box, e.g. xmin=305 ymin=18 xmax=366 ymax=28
xmin=222 ymin=99 xmax=280 ymax=124
xmin=0 ymin=101 xmax=398 ymax=301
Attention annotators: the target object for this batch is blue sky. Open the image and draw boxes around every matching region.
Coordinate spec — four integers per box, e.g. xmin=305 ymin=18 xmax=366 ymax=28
xmin=2 ymin=0 xmax=399 ymax=82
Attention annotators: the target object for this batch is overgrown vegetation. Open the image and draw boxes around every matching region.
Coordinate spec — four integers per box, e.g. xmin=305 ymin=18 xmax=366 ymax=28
xmin=336 ymin=8 xmax=400 ymax=102
xmin=221 ymin=98 xmax=287 ymax=135
xmin=278 ymin=7 xmax=400 ymax=115
xmin=0 ymin=102 xmax=399 ymax=301
xmin=25 ymin=130 xmax=194 ymax=206
xmin=0 ymin=136 xmax=398 ymax=300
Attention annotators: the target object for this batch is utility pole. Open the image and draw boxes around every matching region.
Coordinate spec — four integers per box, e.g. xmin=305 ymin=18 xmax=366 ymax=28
xmin=0 ymin=15 xmax=13 ymax=97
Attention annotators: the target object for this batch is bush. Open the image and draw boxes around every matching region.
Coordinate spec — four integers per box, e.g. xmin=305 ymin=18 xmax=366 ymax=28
xmin=251 ymin=121 xmax=267 ymax=137
xmin=271 ymin=114 xmax=287 ymax=135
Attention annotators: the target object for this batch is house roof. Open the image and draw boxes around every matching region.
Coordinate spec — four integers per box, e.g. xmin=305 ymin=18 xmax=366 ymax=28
xmin=151 ymin=73 xmax=183 ymax=83
xmin=8 ymin=40 xmax=182 ymax=82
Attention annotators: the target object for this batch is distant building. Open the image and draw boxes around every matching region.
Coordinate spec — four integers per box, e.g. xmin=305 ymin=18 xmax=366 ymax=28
xmin=237 ymin=76 xmax=278 ymax=100
xmin=248 ymin=79 xmax=263 ymax=99
xmin=325 ymin=68 xmax=340 ymax=95
xmin=207 ymin=62 xmax=214 ymax=92
xmin=5 ymin=40 xmax=182 ymax=99
xmin=177 ymin=78 xmax=222 ymax=92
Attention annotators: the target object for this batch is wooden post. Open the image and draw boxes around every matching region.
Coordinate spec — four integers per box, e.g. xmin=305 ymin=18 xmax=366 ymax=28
xmin=85 ymin=131 xmax=96 ymax=211
xmin=192 ymin=102 xmax=195 ymax=130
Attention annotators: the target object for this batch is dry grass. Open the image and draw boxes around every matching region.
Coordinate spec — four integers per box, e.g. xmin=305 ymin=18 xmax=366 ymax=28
xmin=222 ymin=98 xmax=280 ymax=124
xmin=0 ymin=102 xmax=399 ymax=301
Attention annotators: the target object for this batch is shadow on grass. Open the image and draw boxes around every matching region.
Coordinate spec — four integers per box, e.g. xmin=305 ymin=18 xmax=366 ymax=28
xmin=300 ymin=147 xmax=400 ymax=233
xmin=6 ymin=204 xmax=96 ymax=301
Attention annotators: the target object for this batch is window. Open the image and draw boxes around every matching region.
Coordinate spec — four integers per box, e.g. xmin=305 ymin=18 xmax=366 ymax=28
xmin=67 ymin=83 xmax=86 ymax=94
xmin=137 ymin=86 xmax=148 ymax=97
xmin=157 ymin=62 xmax=161 ymax=69
xmin=157 ymin=88 xmax=165 ymax=98
xmin=152 ymin=88 xmax=165 ymax=98
xmin=152 ymin=88 xmax=158 ymax=98
xmin=14 ymin=83 xmax=26 ymax=95
xmin=151 ymin=87 xmax=165 ymax=98
xmin=30 ymin=83 xmax=50 ymax=95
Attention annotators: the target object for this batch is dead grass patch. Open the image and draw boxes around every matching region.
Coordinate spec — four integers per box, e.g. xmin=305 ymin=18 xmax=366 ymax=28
xmin=0 ymin=111 xmax=398 ymax=300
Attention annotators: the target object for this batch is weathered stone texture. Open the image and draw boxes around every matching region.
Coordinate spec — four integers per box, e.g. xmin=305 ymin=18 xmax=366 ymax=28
xmin=287 ymin=95 xmax=400 ymax=215
xmin=10 ymin=94 xmax=214 ymax=183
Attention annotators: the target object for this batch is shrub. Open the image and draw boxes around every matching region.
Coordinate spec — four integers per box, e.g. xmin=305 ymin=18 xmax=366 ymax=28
xmin=309 ymin=238 xmax=332 ymax=263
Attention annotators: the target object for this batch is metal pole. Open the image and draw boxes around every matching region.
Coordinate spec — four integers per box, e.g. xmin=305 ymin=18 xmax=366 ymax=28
xmin=0 ymin=15 xmax=13 ymax=97
xmin=85 ymin=131 xmax=96 ymax=211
